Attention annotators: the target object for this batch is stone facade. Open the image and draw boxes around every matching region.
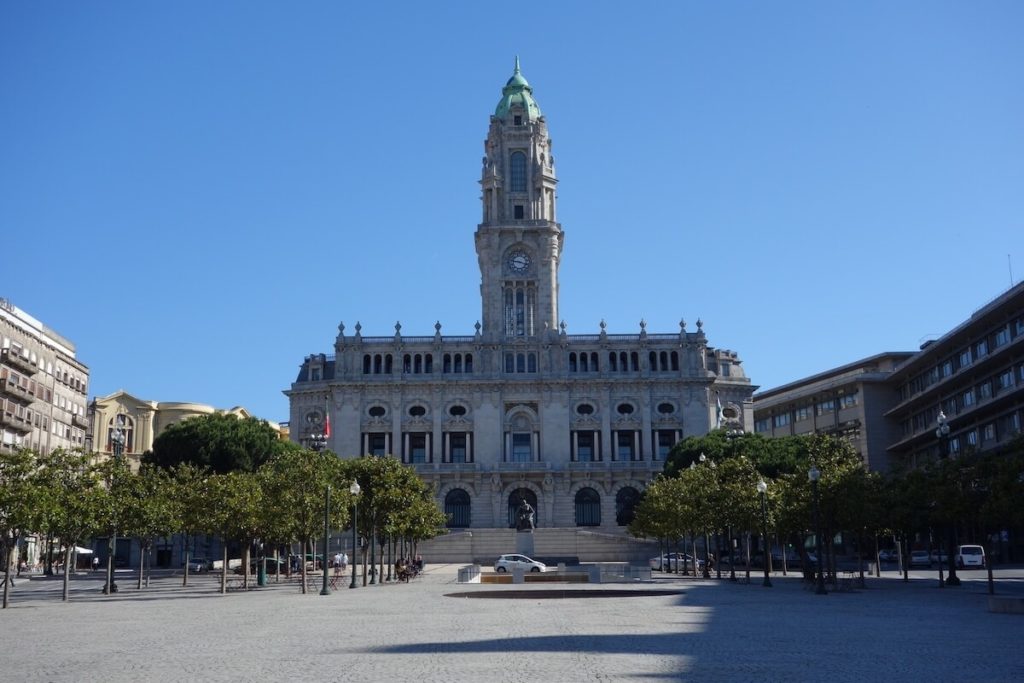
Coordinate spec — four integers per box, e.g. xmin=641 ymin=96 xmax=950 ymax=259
xmin=286 ymin=63 xmax=755 ymax=535
xmin=0 ymin=298 xmax=90 ymax=455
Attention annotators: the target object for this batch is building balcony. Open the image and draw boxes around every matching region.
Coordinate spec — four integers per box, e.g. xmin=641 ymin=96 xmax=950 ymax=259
xmin=72 ymin=414 xmax=90 ymax=429
xmin=0 ymin=378 xmax=34 ymax=404
xmin=0 ymin=409 xmax=33 ymax=434
xmin=0 ymin=348 xmax=37 ymax=376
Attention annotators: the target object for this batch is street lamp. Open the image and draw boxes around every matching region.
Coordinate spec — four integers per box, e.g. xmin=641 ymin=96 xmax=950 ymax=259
xmin=757 ymin=479 xmax=772 ymax=588
xmin=319 ymin=485 xmax=332 ymax=596
xmin=935 ymin=411 xmax=961 ymax=587
xmin=692 ymin=453 xmax=715 ymax=578
xmin=349 ymin=481 xmax=361 ymax=589
xmin=808 ymin=465 xmax=827 ymax=595
xmin=103 ymin=415 xmax=126 ymax=595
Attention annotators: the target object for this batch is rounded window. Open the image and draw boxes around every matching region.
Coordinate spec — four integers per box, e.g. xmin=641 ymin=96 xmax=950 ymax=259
xmin=368 ymin=406 xmax=386 ymax=418
xmin=722 ymin=405 xmax=739 ymax=420
xmin=305 ymin=410 xmax=322 ymax=425
xmin=449 ymin=405 xmax=467 ymax=417
xmin=409 ymin=405 xmax=427 ymax=417
xmin=576 ymin=403 xmax=595 ymax=416
xmin=616 ymin=403 xmax=635 ymax=415
xmin=657 ymin=402 xmax=675 ymax=415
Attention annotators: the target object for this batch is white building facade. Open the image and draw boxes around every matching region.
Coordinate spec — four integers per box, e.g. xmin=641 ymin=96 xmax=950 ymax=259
xmin=286 ymin=63 xmax=755 ymax=535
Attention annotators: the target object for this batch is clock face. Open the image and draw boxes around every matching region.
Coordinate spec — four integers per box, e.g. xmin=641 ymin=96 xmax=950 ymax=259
xmin=507 ymin=250 xmax=531 ymax=273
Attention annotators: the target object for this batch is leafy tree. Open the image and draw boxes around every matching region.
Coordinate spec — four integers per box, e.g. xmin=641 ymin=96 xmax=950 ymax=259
xmin=145 ymin=413 xmax=285 ymax=473
xmin=35 ymin=449 xmax=105 ymax=602
xmin=170 ymin=463 xmax=212 ymax=587
xmin=205 ymin=471 xmax=264 ymax=592
xmin=120 ymin=465 xmax=180 ymax=589
xmin=0 ymin=448 xmax=39 ymax=608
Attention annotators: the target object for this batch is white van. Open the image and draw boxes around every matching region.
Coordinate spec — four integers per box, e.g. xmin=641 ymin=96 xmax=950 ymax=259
xmin=955 ymin=545 xmax=986 ymax=569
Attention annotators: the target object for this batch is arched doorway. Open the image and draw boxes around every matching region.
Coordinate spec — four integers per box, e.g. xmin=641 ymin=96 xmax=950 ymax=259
xmin=575 ymin=487 xmax=601 ymax=527
xmin=615 ymin=486 xmax=641 ymax=526
xmin=445 ymin=489 xmax=471 ymax=528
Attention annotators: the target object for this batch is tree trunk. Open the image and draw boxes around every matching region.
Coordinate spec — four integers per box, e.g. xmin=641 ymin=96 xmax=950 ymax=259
xmin=137 ymin=541 xmax=146 ymax=590
xmin=300 ymin=537 xmax=308 ymax=594
xmin=242 ymin=545 xmax=250 ymax=590
xmin=3 ymin=545 xmax=12 ymax=609
xmin=183 ymin=546 xmax=191 ymax=587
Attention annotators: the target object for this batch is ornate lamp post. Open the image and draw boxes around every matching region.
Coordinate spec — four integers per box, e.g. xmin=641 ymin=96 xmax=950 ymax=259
xmin=320 ymin=485 xmax=331 ymax=596
xmin=808 ymin=465 xmax=827 ymax=595
xmin=349 ymin=481 xmax=361 ymax=589
xmin=102 ymin=415 xmax=126 ymax=595
xmin=935 ymin=411 xmax=961 ymax=587
xmin=757 ymin=479 xmax=772 ymax=588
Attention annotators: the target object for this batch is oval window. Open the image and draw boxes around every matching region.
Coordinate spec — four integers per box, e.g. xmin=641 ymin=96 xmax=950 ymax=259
xmin=368 ymin=406 xmax=386 ymax=418
xmin=576 ymin=403 xmax=594 ymax=415
xmin=409 ymin=405 xmax=427 ymax=417
xmin=617 ymin=403 xmax=634 ymax=415
xmin=449 ymin=405 xmax=467 ymax=417
xmin=305 ymin=411 xmax=322 ymax=424
xmin=657 ymin=402 xmax=675 ymax=414
xmin=722 ymin=406 xmax=739 ymax=419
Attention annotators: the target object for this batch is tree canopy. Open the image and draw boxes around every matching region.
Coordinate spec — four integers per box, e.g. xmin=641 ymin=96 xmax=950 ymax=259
xmin=144 ymin=413 xmax=287 ymax=473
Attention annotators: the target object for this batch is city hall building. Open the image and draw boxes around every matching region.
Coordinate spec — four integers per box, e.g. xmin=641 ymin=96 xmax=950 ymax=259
xmin=286 ymin=63 xmax=754 ymax=546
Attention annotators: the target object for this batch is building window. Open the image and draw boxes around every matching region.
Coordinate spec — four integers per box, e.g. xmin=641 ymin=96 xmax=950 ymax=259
xmin=839 ymin=393 xmax=858 ymax=409
xmin=995 ymin=327 xmax=1010 ymax=347
xmin=657 ymin=402 xmax=675 ymax=414
xmin=975 ymin=339 xmax=989 ymax=359
xmin=978 ymin=381 xmax=993 ymax=400
xmin=966 ymin=430 xmax=978 ymax=447
xmin=511 ymin=433 xmax=532 ymax=462
xmin=773 ymin=413 xmax=791 ymax=428
xmin=615 ymin=431 xmax=639 ymax=461
xmin=444 ymin=489 xmax=471 ymax=528
xmin=365 ymin=433 xmax=387 ymax=456
xmin=654 ymin=430 xmax=677 ymax=460
xmin=406 ymin=433 xmax=429 ymax=463
xmin=815 ymin=399 xmax=835 ymax=416
xmin=448 ymin=432 xmax=470 ymax=463
xmin=574 ymin=431 xmax=597 ymax=462
xmin=510 ymin=151 xmax=527 ymax=192
xmin=368 ymin=405 xmax=386 ymax=418
xmin=106 ymin=414 xmax=134 ymax=453
xmin=754 ymin=418 xmax=769 ymax=433
xmin=958 ymin=349 xmax=972 ymax=369
xmin=982 ymin=423 xmax=996 ymax=443
xmin=940 ymin=360 xmax=953 ymax=378
xmin=576 ymin=403 xmax=595 ymax=416
xmin=962 ymin=389 xmax=975 ymax=408
xmin=998 ymin=370 xmax=1014 ymax=391
xmin=795 ymin=407 xmax=810 ymax=421
xmin=513 ymin=204 xmax=524 ymax=219
xmin=574 ymin=487 xmax=601 ymax=527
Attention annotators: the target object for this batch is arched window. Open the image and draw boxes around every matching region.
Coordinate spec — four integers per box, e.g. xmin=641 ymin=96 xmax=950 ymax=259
xmin=443 ymin=354 xmax=452 ymax=373
xmin=615 ymin=487 xmax=641 ymax=526
xmin=649 ymin=351 xmax=657 ymax=371
xmin=590 ymin=352 xmax=599 ymax=371
xmin=384 ymin=355 xmax=393 ymax=374
xmin=374 ymin=355 xmax=383 ymax=374
xmin=414 ymin=354 xmax=422 ymax=374
xmin=527 ymin=353 xmax=537 ymax=373
xmin=107 ymin=414 xmax=134 ymax=453
xmin=619 ymin=352 xmax=628 ymax=372
xmin=631 ymin=352 xmax=639 ymax=371
xmin=465 ymin=354 xmax=473 ymax=373
xmin=507 ymin=488 xmax=538 ymax=528
xmin=670 ymin=351 xmax=679 ymax=371
xmin=516 ymin=353 xmax=525 ymax=373
xmin=510 ymin=151 xmax=527 ymax=192
xmin=505 ymin=353 xmax=514 ymax=373
xmin=424 ymin=354 xmax=433 ymax=373
xmin=609 ymin=352 xmax=618 ymax=372
xmin=363 ymin=355 xmax=371 ymax=374
xmin=453 ymin=354 xmax=462 ymax=373
xmin=575 ymin=487 xmax=601 ymax=527
xmin=580 ymin=353 xmax=589 ymax=372
xmin=660 ymin=352 xmax=669 ymax=371
xmin=445 ymin=489 xmax=471 ymax=528
xmin=569 ymin=353 xmax=578 ymax=372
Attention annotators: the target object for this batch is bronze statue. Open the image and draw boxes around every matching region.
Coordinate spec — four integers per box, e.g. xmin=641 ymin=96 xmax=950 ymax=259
xmin=515 ymin=498 xmax=535 ymax=531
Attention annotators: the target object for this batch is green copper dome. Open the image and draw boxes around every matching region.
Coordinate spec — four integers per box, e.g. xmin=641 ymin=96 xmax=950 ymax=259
xmin=494 ymin=57 xmax=542 ymax=121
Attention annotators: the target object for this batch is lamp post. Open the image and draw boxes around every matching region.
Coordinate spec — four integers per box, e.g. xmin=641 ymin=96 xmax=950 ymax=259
xmin=757 ymin=479 xmax=772 ymax=588
xmin=320 ymin=485 xmax=331 ymax=596
xmin=808 ymin=465 xmax=827 ymax=595
xmin=349 ymin=481 xmax=361 ymax=589
xmin=102 ymin=415 xmax=126 ymax=595
xmin=369 ymin=512 xmax=377 ymax=585
xmin=935 ymin=411 xmax=961 ymax=587
xmin=693 ymin=453 xmax=714 ymax=578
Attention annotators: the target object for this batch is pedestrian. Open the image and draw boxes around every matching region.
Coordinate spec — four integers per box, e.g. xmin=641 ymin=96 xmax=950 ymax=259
xmin=92 ymin=556 xmax=100 ymax=571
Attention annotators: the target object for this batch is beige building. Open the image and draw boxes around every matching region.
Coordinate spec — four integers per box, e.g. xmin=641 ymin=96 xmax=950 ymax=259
xmin=752 ymin=352 xmax=913 ymax=471
xmin=88 ymin=390 xmax=282 ymax=470
xmin=286 ymin=62 xmax=755 ymax=540
xmin=1 ymin=298 xmax=90 ymax=456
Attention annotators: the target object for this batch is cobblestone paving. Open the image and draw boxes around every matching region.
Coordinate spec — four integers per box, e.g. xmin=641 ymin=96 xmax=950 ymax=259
xmin=1 ymin=567 xmax=1022 ymax=682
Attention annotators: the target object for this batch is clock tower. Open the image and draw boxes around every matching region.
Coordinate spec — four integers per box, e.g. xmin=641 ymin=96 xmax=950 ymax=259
xmin=475 ymin=59 xmax=563 ymax=341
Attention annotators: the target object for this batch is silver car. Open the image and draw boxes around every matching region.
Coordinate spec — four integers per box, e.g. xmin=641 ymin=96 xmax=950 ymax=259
xmin=494 ymin=554 xmax=546 ymax=573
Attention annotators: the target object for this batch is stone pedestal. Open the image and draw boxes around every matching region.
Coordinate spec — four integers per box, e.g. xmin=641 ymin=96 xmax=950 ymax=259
xmin=516 ymin=530 xmax=535 ymax=557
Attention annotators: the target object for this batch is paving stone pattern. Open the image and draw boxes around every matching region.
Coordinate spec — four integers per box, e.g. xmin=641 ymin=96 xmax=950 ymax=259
xmin=1 ymin=567 xmax=1022 ymax=682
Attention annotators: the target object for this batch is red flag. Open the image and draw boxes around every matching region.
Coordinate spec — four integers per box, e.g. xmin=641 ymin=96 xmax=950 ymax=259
xmin=324 ymin=404 xmax=331 ymax=438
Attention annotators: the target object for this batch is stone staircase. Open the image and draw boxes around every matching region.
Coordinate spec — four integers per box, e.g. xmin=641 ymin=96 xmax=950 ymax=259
xmin=415 ymin=527 xmax=658 ymax=565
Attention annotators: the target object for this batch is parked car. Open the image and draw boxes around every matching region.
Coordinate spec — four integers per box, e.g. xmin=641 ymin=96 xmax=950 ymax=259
xmin=184 ymin=557 xmax=209 ymax=573
xmin=649 ymin=553 xmax=703 ymax=572
xmin=878 ymin=549 xmax=900 ymax=563
xmin=494 ymin=554 xmax=546 ymax=573
xmin=909 ymin=551 xmax=932 ymax=567
xmin=236 ymin=558 xmax=287 ymax=575
xmin=955 ymin=544 xmax=986 ymax=569
xmin=930 ymin=549 xmax=949 ymax=564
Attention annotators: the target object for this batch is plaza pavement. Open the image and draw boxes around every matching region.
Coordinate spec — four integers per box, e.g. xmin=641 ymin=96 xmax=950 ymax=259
xmin=1 ymin=565 xmax=1023 ymax=682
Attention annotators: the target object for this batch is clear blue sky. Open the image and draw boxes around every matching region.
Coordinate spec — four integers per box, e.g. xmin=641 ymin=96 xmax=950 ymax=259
xmin=3 ymin=1 xmax=1022 ymax=423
